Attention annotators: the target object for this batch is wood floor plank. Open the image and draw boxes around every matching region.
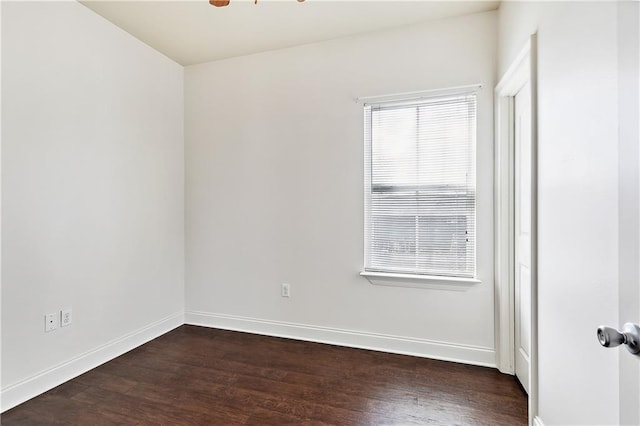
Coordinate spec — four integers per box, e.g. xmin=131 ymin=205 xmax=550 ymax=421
xmin=1 ymin=325 xmax=527 ymax=425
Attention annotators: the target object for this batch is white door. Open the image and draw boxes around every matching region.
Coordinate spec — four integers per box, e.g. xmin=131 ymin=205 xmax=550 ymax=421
xmin=615 ymin=2 xmax=640 ymax=423
xmin=514 ymin=81 xmax=531 ymax=394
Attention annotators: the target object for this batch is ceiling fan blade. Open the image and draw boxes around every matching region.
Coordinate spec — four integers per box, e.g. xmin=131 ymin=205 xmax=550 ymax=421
xmin=209 ymin=0 xmax=230 ymax=6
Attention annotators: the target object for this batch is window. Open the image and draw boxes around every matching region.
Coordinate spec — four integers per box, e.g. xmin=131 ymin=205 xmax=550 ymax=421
xmin=363 ymin=91 xmax=477 ymax=280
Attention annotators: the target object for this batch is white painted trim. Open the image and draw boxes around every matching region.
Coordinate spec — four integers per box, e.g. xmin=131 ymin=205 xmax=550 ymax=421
xmin=356 ymin=83 xmax=482 ymax=105
xmin=0 ymin=0 xmax=4 ymax=414
xmin=496 ymin=42 xmax=532 ymax=95
xmin=529 ymin=33 xmax=540 ymax=426
xmin=185 ymin=310 xmax=496 ymax=368
xmin=360 ymin=271 xmax=480 ymax=291
xmin=0 ymin=311 xmax=184 ymax=413
xmin=494 ymin=34 xmax=539 ymax=426
xmin=493 ymin=89 xmax=515 ymax=375
xmin=532 ymin=416 xmax=544 ymax=426
xmin=494 ymin=39 xmax=531 ymax=376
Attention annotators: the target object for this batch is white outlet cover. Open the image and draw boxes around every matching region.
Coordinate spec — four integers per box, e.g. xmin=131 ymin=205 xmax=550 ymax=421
xmin=45 ymin=313 xmax=59 ymax=332
xmin=61 ymin=309 xmax=72 ymax=327
xmin=281 ymin=283 xmax=290 ymax=298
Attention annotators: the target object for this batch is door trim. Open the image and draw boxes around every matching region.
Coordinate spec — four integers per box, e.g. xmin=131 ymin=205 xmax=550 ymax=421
xmin=494 ymin=34 xmax=538 ymax=425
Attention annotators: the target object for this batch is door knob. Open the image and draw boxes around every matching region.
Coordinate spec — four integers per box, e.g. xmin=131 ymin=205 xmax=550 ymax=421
xmin=597 ymin=323 xmax=640 ymax=355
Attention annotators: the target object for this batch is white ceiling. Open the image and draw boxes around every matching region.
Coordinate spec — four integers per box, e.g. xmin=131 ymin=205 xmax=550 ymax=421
xmin=80 ymin=0 xmax=500 ymax=66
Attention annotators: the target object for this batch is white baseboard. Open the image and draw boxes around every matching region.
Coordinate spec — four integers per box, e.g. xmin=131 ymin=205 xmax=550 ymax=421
xmin=532 ymin=416 xmax=544 ymax=426
xmin=1 ymin=311 xmax=184 ymax=413
xmin=185 ymin=311 xmax=496 ymax=368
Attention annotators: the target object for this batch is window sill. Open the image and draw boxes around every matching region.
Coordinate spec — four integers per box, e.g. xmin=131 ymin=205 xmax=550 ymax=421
xmin=360 ymin=271 xmax=481 ymax=291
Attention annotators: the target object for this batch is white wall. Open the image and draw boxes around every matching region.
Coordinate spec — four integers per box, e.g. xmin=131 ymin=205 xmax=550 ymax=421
xmin=1 ymin=1 xmax=184 ymax=410
xmin=185 ymin=12 xmax=497 ymax=364
xmin=499 ymin=2 xmax=620 ymax=424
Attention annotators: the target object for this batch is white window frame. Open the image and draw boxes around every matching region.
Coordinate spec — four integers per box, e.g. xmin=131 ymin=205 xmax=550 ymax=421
xmin=358 ymin=85 xmax=482 ymax=290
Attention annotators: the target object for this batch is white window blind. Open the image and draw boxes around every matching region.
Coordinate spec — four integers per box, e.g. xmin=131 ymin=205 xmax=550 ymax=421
xmin=364 ymin=92 xmax=477 ymax=278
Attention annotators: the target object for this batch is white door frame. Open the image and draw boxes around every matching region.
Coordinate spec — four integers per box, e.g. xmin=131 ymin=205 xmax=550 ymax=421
xmin=494 ymin=34 xmax=538 ymax=425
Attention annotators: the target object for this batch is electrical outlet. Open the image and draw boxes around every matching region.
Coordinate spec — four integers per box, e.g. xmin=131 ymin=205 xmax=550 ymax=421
xmin=45 ymin=313 xmax=59 ymax=332
xmin=281 ymin=283 xmax=290 ymax=298
xmin=61 ymin=309 xmax=72 ymax=327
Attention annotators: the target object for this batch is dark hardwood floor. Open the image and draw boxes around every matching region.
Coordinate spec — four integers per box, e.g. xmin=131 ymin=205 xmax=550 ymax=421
xmin=2 ymin=325 xmax=527 ymax=425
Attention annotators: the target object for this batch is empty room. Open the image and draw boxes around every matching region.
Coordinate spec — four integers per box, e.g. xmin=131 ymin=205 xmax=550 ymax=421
xmin=2 ymin=0 xmax=639 ymax=424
